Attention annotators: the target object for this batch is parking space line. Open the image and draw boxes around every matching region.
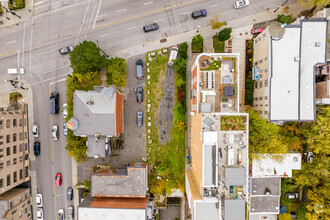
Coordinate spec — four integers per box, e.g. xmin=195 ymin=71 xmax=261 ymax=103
xmin=154 ymin=18 xmax=164 ymax=22
xmin=144 ymin=1 xmax=153 ymax=5
xmin=6 ymin=40 xmax=16 ymax=45
xmin=209 ymin=4 xmax=219 ymax=8
xmin=126 ymin=26 xmax=136 ymax=30
xmin=116 ymin=9 xmax=127 ymax=13
xmin=99 ymin=33 xmax=109 ymax=38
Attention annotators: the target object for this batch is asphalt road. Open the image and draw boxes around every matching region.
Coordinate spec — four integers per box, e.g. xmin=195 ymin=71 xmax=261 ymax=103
xmin=0 ymin=0 xmax=297 ymax=219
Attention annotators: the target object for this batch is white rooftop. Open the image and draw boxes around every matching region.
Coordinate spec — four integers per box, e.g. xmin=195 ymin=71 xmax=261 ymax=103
xmin=78 ymin=207 xmax=145 ymax=220
xmin=252 ymin=153 xmax=301 ymax=178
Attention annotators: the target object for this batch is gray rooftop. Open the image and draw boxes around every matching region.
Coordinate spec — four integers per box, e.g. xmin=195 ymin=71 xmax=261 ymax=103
xmin=73 ymin=87 xmax=117 ymax=136
xmin=195 ymin=201 xmax=220 ymax=220
xmin=204 ymin=145 xmax=216 ymax=186
xmin=86 ymin=136 xmax=109 ymax=158
xmin=225 ymin=168 xmax=246 ymax=186
xmin=224 ymin=199 xmax=245 ymax=220
xmin=270 ymin=18 xmax=328 ymax=122
xmin=250 ymin=196 xmax=280 ymax=214
xmin=251 ymin=177 xmax=281 ymax=196
xmin=91 ymin=164 xmax=147 ymax=197
xmin=224 ymin=86 xmax=234 ymax=96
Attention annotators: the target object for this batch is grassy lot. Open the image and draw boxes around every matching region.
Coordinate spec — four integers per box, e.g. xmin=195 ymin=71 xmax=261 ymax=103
xmin=200 ymin=60 xmax=221 ymax=71
xmin=145 ymin=49 xmax=186 ymax=203
xmin=213 ymin=36 xmax=225 ymax=53
xmin=8 ymin=0 xmax=25 ymax=10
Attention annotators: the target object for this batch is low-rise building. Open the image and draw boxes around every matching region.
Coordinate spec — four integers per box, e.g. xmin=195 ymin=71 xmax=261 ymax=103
xmin=316 ymin=63 xmax=330 ymax=105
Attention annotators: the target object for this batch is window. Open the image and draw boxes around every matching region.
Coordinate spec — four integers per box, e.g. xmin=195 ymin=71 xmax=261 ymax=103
xmin=13 ymin=119 xmax=17 ymax=127
xmin=255 ymin=97 xmax=258 ymax=101
xmin=18 ymin=194 xmax=21 ymax=201
xmin=0 ymin=179 xmax=3 ymax=188
xmin=255 ymin=104 xmax=258 ymax=107
xmin=259 ymin=81 xmax=263 ymax=88
xmin=9 ymin=201 xmax=13 ymax=209
xmin=20 ymin=169 xmax=23 ymax=180
xmin=25 ymin=191 xmax=28 ymax=199
xmin=259 ymin=111 xmax=262 ymax=114
xmin=19 ymin=156 xmax=23 ymax=163
xmin=19 ymin=211 xmax=23 ymax=218
xmin=6 ymin=135 xmax=10 ymax=143
xmin=6 ymin=147 xmax=10 ymax=156
xmin=6 ymin=160 xmax=10 ymax=167
xmin=255 ymin=82 xmax=258 ymax=89
xmin=259 ymin=74 xmax=263 ymax=78
xmin=259 ymin=69 xmax=263 ymax=73
xmin=7 ymin=174 xmax=11 ymax=186
xmin=19 ymin=118 xmax=23 ymax=127
xmin=19 ymin=144 xmax=23 ymax=152
xmin=265 ymin=96 xmax=268 ymax=100
xmin=259 ymin=59 xmax=263 ymax=64
xmin=0 ymin=148 xmax=2 ymax=153
xmin=25 ymin=167 xmax=29 ymax=178
xmin=0 ymin=141 xmax=2 ymax=145
xmin=265 ymin=68 xmax=268 ymax=73
xmin=265 ymin=111 xmax=268 ymax=114
xmin=266 ymin=104 xmax=268 ymax=107
xmin=19 ymin=133 xmax=23 ymax=141
xmin=265 ymin=80 xmax=268 ymax=87
xmin=13 ymin=133 xmax=17 ymax=142
xmin=13 ymin=158 xmax=17 ymax=165
xmin=11 ymin=209 xmax=17 ymax=215
xmin=0 ymin=120 xmax=3 ymax=129
xmin=0 ymin=136 xmax=2 ymax=139
xmin=0 ymin=162 xmax=3 ymax=169
xmin=13 ymin=145 xmax=17 ymax=154
xmin=6 ymin=119 xmax=10 ymax=128
xmin=260 ymin=97 xmax=263 ymax=100
xmin=0 ymin=154 xmax=3 ymax=159
xmin=254 ymin=61 xmax=258 ymax=66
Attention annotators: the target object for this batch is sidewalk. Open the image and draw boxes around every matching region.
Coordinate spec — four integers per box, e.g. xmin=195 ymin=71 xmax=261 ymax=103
xmin=0 ymin=0 xmax=33 ymax=28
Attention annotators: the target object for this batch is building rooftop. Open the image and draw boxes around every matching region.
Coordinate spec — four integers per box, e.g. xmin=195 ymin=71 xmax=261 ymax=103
xmin=86 ymin=136 xmax=110 ymax=158
xmin=250 ymin=196 xmax=280 ymax=214
xmin=195 ymin=201 xmax=220 ymax=220
xmin=224 ymin=199 xmax=245 ymax=220
xmin=225 ymin=168 xmax=246 ymax=186
xmin=91 ymin=163 xmax=147 ymax=197
xmin=251 ymin=177 xmax=281 ymax=196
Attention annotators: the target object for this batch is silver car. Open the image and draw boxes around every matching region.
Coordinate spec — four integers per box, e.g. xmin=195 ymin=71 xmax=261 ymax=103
xmin=67 ymin=206 xmax=74 ymax=220
xmin=234 ymin=0 xmax=249 ymax=8
xmin=52 ymin=125 xmax=59 ymax=140
xmin=136 ymin=111 xmax=143 ymax=127
xmin=63 ymin=123 xmax=68 ymax=136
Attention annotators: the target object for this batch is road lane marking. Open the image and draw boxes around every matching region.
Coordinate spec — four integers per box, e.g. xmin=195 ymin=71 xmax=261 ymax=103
xmin=209 ymin=4 xmax=219 ymax=8
xmin=6 ymin=40 xmax=16 ymax=45
xmin=93 ymin=0 xmax=103 ymax=29
xmin=22 ymin=21 xmax=27 ymax=67
xmin=0 ymin=50 xmax=19 ymax=57
xmin=86 ymin=0 xmax=98 ymax=39
xmin=98 ymin=14 xmax=107 ymax=18
xmin=182 ymin=11 xmax=190 ymax=14
xmin=126 ymin=26 xmax=136 ymax=30
xmin=99 ymin=33 xmax=109 ymax=38
xmin=33 ymin=0 xmax=88 ymax=18
xmin=77 ymin=0 xmax=91 ymax=44
xmin=95 ymin=0 xmax=198 ymax=29
xmin=154 ymin=18 xmax=164 ymax=22
xmin=116 ymin=9 xmax=127 ymax=13
xmin=34 ymin=0 xmax=46 ymax=6
xmin=144 ymin=1 xmax=153 ymax=5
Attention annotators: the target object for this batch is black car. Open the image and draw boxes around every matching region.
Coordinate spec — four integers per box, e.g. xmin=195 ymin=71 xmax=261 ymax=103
xmin=191 ymin=9 xmax=207 ymax=19
xmin=143 ymin=23 xmax=159 ymax=32
xmin=50 ymin=92 xmax=59 ymax=115
xmin=67 ymin=187 xmax=73 ymax=200
xmin=136 ymin=87 xmax=144 ymax=103
xmin=34 ymin=142 xmax=40 ymax=156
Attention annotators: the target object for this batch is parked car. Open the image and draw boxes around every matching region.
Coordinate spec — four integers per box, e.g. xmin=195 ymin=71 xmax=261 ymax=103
xmin=234 ymin=0 xmax=249 ymax=8
xmin=52 ymin=125 xmax=59 ymax=140
xmin=136 ymin=59 xmax=143 ymax=79
xmin=136 ymin=110 xmax=143 ymax=127
xmin=307 ymin=152 xmax=313 ymax=163
xmin=8 ymin=68 xmax=25 ymax=75
xmin=67 ymin=187 xmax=73 ymax=200
xmin=34 ymin=141 xmax=41 ymax=156
xmin=36 ymin=194 xmax=43 ymax=207
xmin=286 ymin=192 xmax=299 ymax=199
xmin=136 ymin=87 xmax=144 ymax=103
xmin=58 ymin=209 xmax=64 ymax=220
xmin=37 ymin=208 xmax=43 ymax=220
xmin=59 ymin=46 xmax=74 ymax=55
xmin=67 ymin=205 xmax=74 ymax=220
xmin=63 ymin=123 xmax=68 ymax=136
xmin=55 ymin=173 xmax=62 ymax=186
xmin=191 ymin=9 xmax=207 ymax=19
xmin=62 ymin=103 xmax=68 ymax=118
xmin=50 ymin=92 xmax=59 ymax=115
xmin=33 ymin=124 xmax=39 ymax=137
xmin=143 ymin=23 xmax=159 ymax=32
xmin=251 ymin=28 xmax=264 ymax=34
xmin=168 ymin=46 xmax=178 ymax=66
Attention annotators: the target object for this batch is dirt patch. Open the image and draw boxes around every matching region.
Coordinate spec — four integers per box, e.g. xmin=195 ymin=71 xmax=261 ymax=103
xmin=158 ymin=66 xmax=175 ymax=145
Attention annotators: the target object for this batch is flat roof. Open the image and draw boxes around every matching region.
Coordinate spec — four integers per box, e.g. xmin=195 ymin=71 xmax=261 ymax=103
xmin=78 ymin=207 xmax=146 ymax=220
xmin=225 ymin=168 xmax=246 ymax=186
xmin=270 ymin=18 xmax=328 ymax=122
xmin=87 ymin=136 xmax=107 ymax=157
xmin=251 ymin=177 xmax=281 ymax=196
xmin=250 ymin=196 xmax=280 ymax=214
xmin=195 ymin=201 xmax=220 ymax=220
xmin=203 ymin=145 xmax=217 ymax=186
xmin=225 ymin=199 xmax=245 ymax=220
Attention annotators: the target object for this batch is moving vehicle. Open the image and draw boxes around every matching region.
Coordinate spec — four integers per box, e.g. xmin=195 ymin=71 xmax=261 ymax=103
xmin=191 ymin=9 xmax=207 ymax=19
xmin=136 ymin=87 xmax=144 ymax=103
xmin=8 ymin=68 xmax=25 ymax=75
xmin=286 ymin=192 xmax=299 ymax=199
xmin=227 ymin=146 xmax=235 ymax=166
xmin=36 ymin=194 xmax=43 ymax=207
xmin=67 ymin=187 xmax=73 ymax=200
xmin=168 ymin=46 xmax=178 ymax=66
xmin=136 ymin=111 xmax=143 ymax=127
xmin=33 ymin=124 xmax=39 ymax=137
xmin=136 ymin=59 xmax=143 ymax=80
xmin=50 ymin=92 xmax=59 ymax=114
xmin=55 ymin=173 xmax=62 ymax=186
xmin=234 ymin=0 xmax=249 ymax=8
xmin=251 ymin=28 xmax=264 ymax=34
xmin=58 ymin=209 xmax=64 ymax=220
xmin=52 ymin=125 xmax=59 ymax=140
xmin=67 ymin=206 xmax=74 ymax=220
xmin=59 ymin=46 xmax=74 ymax=55
xmin=63 ymin=123 xmax=68 ymax=136
xmin=143 ymin=23 xmax=159 ymax=32
xmin=62 ymin=103 xmax=68 ymax=118
xmin=37 ymin=208 xmax=43 ymax=220
xmin=34 ymin=142 xmax=41 ymax=156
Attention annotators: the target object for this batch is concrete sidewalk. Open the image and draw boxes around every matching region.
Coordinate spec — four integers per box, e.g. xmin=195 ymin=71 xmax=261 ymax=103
xmin=0 ymin=0 xmax=34 ymax=28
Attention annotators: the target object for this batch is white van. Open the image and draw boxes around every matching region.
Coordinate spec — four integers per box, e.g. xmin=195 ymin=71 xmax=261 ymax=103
xmin=168 ymin=46 xmax=178 ymax=66
xmin=8 ymin=68 xmax=25 ymax=75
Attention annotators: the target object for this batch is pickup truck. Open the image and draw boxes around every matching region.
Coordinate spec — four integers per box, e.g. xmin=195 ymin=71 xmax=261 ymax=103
xmin=168 ymin=46 xmax=178 ymax=66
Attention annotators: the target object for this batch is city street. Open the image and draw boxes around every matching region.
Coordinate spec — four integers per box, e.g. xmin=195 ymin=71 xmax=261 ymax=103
xmin=0 ymin=0 xmax=298 ymax=219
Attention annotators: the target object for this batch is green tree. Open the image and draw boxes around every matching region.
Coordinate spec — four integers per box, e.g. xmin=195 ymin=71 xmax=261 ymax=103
xmin=278 ymin=213 xmax=293 ymax=220
xmin=277 ymin=14 xmax=292 ymax=24
xmin=217 ymin=27 xmax=232 ymax=41
xmin=106 ymin=57 xmax=126 ymax=87
xmin=173 ymin=57 xmax=187 ymax=77
xmin=70 ymin=41 xmax=105 ymax=74
xmin=178 ymin=42 xmax=188 ymax=60
xmin=191 ymin=34 xmax=203 ymax=53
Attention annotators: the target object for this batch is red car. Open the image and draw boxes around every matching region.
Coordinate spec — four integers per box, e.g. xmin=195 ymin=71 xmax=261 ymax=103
xmin=55 ymin=173 xmax=62 ymax=186
xmin=251 ymin=28 xmax=264 ymax=34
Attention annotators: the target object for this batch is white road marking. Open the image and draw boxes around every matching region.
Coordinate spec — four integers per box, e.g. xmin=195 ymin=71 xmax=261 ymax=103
xmin=93 ymin=0 xmax=102 ymax=29
xmin=154 ymin=18 xmax=164 ymax=22
xmin=144 ymin=1 xmax=153 ymax=5
xmin=31 ymin=65 xmax=70 ymax=78
xmin=22 ymin=21 xmax=26 ymax=67
xmin=209 ymin=4 xmax=219 ymax=8
xmin=116 ymin=9 xmax=127 ymax=13
xmin=98 ymin=14 xmax=106 ymax=18
xmin=99 ymin=34 xmax=109 ymax=38
xmin=34 ymin=0 xmax=46 ymax=6
xmin=6 ymin=41 xmax=16 ymax=44
xmin=182 ymin=11 xmax=190 ymax=15
xmin=77 ymin=0 xmax=90 ymax=44
xmin=86 ymin=0 xmax=97 ymax=40
xmin=126 ymin=26 xmax=136 ymax=30
xmin=33 ymin=0 xmax=88 ymax=18
xmin=49 ymin=78 xmax=67 ymax=85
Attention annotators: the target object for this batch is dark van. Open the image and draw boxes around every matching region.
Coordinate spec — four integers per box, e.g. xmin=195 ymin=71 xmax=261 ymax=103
xmin=50 ymin=92 xmax=59 ymax=114
xmin=191 ymin=9 xmax=207 ymax=19
xmin=136 ymin=59 xmax=143 ymax=80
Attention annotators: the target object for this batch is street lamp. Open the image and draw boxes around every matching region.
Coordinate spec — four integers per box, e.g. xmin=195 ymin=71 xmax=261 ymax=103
xmin=197 ymin=25 xmax=201 ymax=33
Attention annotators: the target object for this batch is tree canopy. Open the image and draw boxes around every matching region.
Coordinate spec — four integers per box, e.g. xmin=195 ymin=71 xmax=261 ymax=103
xmin=217 ymin=27 xmax=232 ymax=41
xmin=298 ymin=0 xmax=330 ymax=7
xmin=106 ymin=57 xmax=127 ymax=87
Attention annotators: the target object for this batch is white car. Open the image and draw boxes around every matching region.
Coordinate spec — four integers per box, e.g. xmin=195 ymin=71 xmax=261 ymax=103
xmin=33 ymin=124 xmax=39 ymax=137
xmin=36 ymin=194 xmax=43 ymax=207
xmin=52 ymin=125 xmax=59 ymax=141
xmin=58 ymin=208 xmax=65 ymax=220
xmin=37 ymin=208 xmax=43 ymax=220
xmin=63 ymin=123 xmax=68 ymax=136
xmin=234 ymin=0 xmax=249 ymax=8
xmin=62 ymin=103 xmax=68 ymax=118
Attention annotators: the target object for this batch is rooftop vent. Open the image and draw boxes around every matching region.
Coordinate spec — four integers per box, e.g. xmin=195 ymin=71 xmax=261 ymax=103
xmin=294 ymin=57 xmax=300 ymax=62
xmin=315 ymin=42 xmax=321 ymax=47
xmin=86 ymin=101 xmax=94 ymax=105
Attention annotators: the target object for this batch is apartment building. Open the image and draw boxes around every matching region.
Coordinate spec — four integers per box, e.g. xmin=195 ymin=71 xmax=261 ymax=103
xmin=253 ymin=18 xmax=328 ymax=123
xmin=0 ymin=188 xmax=32 ymax=220
xmin=0 ymin=110 xmax=30 ymax=195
